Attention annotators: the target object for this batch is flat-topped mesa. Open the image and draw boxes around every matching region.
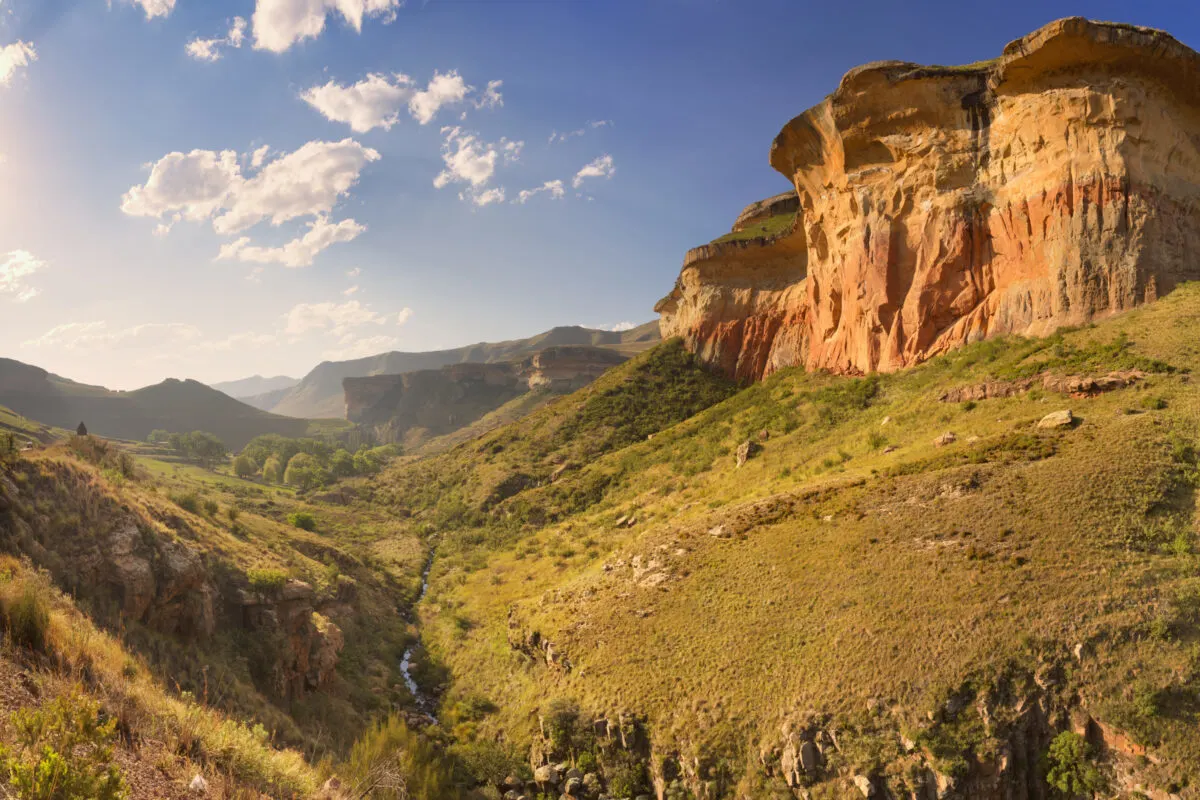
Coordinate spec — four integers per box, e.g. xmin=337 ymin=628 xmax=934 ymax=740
xmin=660 ymin=17 xmax=1200 ymax=381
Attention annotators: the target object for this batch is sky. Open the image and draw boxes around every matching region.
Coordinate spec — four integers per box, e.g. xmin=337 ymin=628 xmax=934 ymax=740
xmin=1 ymin=0 xmax=1198 ymax=389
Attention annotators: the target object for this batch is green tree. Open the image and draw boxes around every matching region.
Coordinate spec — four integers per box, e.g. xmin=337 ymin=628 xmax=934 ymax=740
xmin=330 ymin=449 xmax=356 ymax=478
xmin=0 ymin=688 xmax=128 ymax=799
xmin=262 ymin=456 xmax=283 ymax=483
xmin=233 ymin=454 xmax=258 ymax=478
xmin=1043 ymin=731 xmax=1105 ymax=797
xmin=146 ymin=429 xmax=170 ymax=444
xmin=284 ymin=453 xmax=327 ymax=492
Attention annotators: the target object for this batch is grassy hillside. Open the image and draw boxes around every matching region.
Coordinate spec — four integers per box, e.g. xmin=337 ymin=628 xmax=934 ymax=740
xmin=271 ymin=322 xmax=661 ymax=420
xmin=369 ymin=284 xmax=1200 ymax=798
xmin=0 ymin=359 xmax=339 ymax=449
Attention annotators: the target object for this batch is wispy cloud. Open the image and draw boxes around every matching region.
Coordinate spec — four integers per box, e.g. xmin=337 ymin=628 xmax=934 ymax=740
xmin=0 ymin=41 xmax=36 ymax=87
xmin=573 ymin=154 xmax=615 ymax=188
xmin=186 ymin=17 xmax=247 ymax=62
xmin=1 ymin=250 xmax=46 ymax=302
xmin=549 ymin=119 xmax=611 ymax=144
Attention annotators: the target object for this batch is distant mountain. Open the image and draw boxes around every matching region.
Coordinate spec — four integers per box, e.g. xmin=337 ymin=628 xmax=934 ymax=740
xmin=269 ymin=321 xmax=661 ymax=419
xmin=236 ymin=386 xmax=294 ymax=412
xmin=0 ymin=358 xmax=312 ymax=449
xmin=209 ymin=375 xmax=298 ymax=399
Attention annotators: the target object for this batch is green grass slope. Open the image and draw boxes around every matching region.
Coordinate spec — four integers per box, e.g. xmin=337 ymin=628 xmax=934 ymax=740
xmin=374 ymin=284 xmax=1200 ymax=798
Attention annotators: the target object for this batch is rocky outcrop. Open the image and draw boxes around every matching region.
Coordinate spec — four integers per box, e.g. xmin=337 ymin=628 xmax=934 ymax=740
xmin=344 ymin=346 xmax=629 ymax=443
xmin=659 ymin=18 xmax=1200 ymax=381
xmin=237 ymin=580 xmax=344 ymax=698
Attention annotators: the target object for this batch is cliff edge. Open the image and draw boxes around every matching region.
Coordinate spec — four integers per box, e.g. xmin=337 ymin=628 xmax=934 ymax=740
xmin=658 ymin=17 xmax=1200 ymax=380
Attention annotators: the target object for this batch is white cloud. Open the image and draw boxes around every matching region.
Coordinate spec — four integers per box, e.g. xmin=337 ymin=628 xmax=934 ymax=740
xmin=343 ymin=284 xmax=359 ymax=296
xmin=186 ymin=17 xmax=248 ymax=62
xmin=474 ymin=79 xmax=503 ymax=110
xmin=549 ymin=119 xmax=611 ymax=144
xmin=122 ymin=139 xmax=379 ymax=265
xmin=433 ymin=126 xmax=521 ymax=193
xmin=0 ymin=41 xmax=36 ymax=87
xmin=321 ymin=334 xmax=401 ymax=360
xmin=250 ymin=145 xmax=271 ymax=168
xmin=1 ymin=250 xmax=45 ymax=302
xmin=283 ymin=299 xmax=410 ymax=337
xmin=252 ymin=0 xmax=400 ymax=53
xmin=573 ymin=154 xmax=615 ymax=188
xmin=218 ymin=217 xmax=365 ymax=268
xmin=191 ymin=331 xmax=279 ymax=353
xmin=301 ymin=72 xmax=414 ymax=132
xmin=127 ymin=0 xmax=176 ymax=19
xmin=516 ymin=180 xmax=565 ymax=204
xmin=23 ymin=321 xmax=202 ymax=352
xmin=608 ymin=321 xmax=636 ymax=332
xmin=301 ymin=70 xmax=495 ymax=132
xmin=346 ymin=267 xmax=361 ymax=278
xmin=469 ymin=187 xmax=505 ymax=207
xmin=409 ymin=70 xmax=469 ymax=124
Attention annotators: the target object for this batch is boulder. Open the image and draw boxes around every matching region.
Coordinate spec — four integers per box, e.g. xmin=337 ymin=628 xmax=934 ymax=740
xmin=736 ymin=440 xmax=760 ymax=467
xmin=934 ymin=432 xmax=957 ymax=447
xmin=1037 ymin=409 xmax=1075 ymax=429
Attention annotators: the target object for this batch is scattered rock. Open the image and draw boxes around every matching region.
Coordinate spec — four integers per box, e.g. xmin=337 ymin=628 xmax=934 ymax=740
xmin=1037 ymin=409 xmax=1074 ymax=429
xmin=758 ymin=429 xmax=770 ymax=442
xmin=854 ymin=774 xmax=875 ymax=797
xmin=880 ymin=416 xmax=891 ymax=426
xmin=934 ymin=432 xmax=957 ymax=447
xmin=882 ymin=445 xmax=898 ymax=454
xmin=736 ymin=440 xmax=761 ymax=467
xmin=534 ymin=764 xmax=560 ymax=785
xmin=189 ymin=774 xmax=208 ymax=795
xmin=708 ymin=525 xmax=731 ymax=538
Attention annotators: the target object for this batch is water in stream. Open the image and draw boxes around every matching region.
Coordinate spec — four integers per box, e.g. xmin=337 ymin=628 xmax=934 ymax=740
xmin=400 ymin=555 xmax=436 ymax=718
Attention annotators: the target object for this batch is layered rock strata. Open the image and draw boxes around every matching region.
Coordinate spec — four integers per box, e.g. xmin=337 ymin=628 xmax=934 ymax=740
xmin=659 ymin=18 xmax=1200 ymax=380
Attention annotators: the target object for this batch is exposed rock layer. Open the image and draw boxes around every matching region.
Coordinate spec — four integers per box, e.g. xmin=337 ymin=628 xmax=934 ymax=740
xmin=658 ymin=18 xmax=1200 ymax=380
xmin=344 ymin=346 xmax=627 ymax=442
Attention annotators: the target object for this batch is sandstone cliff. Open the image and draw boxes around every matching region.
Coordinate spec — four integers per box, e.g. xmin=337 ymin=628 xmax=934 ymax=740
xmin=344 ymin=346 xmax=628 ymax=445
xmin=659 ymin=18 xmax=1200 ymax=380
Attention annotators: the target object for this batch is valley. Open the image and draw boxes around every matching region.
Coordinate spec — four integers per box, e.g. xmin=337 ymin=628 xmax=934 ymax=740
xmin=2 ymin=13 xmax=1200 ymax=800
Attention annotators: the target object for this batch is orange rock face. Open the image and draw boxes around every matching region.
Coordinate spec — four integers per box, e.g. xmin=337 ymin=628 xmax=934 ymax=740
xmin=658 ymin=18 xmax=1200 ymax=380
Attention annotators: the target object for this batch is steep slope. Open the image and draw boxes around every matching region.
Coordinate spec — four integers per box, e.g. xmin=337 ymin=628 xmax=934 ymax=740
xmin=0 ymin=358 xmax=313 ymax=449
xmin=374 ymin=283 xmax=1200 ymax=799
xmin=344 ymin=346 xmax=629 ymax=449
xmin=271 ymin=322 xmax=660 ymax=419
xmin=659 ymin=17 xmax=1200 ymax=381
xmin=209 ymin=374 xmax=299 ymax=399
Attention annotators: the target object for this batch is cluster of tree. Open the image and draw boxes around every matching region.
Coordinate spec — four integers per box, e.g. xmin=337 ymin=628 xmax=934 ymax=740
xmin=231 ymin=434 xmax=399 ymax=491
xmin=148 ymin=429 xmax=228 ymax=466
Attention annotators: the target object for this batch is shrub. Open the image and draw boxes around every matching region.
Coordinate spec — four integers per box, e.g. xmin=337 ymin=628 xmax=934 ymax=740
xmin=170 ymin=491 xmax=201 ymax=514
xmin=288 ymin=512 xmax=317 ymax=532
xmin=4 ymin=584 xmax=50 ymax=653
xmin=203 ymin=499 xmax=220 ymax=516
xmin=1042 ymin=731 xmax=1104 ymax=797
xmin=1142 ymin=395 xmax=1168 ymax=410
xmin=343 ymin=714 xmax=459 ymax=800
xmin=247 ymin=568 xmax=288 ymax=593
xmin=0 ymin=688 xmax=128 ymax=799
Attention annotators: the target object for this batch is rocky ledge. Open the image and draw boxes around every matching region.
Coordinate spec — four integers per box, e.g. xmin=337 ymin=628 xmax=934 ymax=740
xmin=658 ymin=18 xmax=1200 ymax=381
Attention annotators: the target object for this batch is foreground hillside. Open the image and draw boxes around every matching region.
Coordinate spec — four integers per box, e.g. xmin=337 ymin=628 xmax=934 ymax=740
xmin=373 ymin=284 xmax=1200 ymax=798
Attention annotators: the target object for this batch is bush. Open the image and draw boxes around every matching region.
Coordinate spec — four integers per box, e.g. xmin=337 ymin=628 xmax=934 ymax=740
xmin=0 ymin=688 xmax=128 ymax=799
xmin=170 ymin=491 xmax=201 ymax=514
xmin=288 ymin=512 xmax=317 ymax=532
xmin=203 ymin=499 xmax=220 ymax=516
xmin=247 ymin=568 xmax=288 ymax=593
xmin=343 ymin=714 xmax=459 ymax=800
xmin=1042 ymin=731 xmax=1104 ymax=797
xmin=4 ymin=584 xmax=50 ymax=653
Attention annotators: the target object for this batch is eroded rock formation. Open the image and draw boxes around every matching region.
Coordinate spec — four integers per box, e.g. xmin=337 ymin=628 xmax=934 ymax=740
xmin=659 ymin=18 xmax=1200 ymax=380
xmin=344 ymin=346 xmax=628 ymax=442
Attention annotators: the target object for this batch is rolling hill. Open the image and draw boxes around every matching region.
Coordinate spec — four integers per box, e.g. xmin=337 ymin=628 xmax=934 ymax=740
xmin=268 ymin=321 xmax=661 ymax=419
xmin=0 ymin=357 xmax=317 ymax=449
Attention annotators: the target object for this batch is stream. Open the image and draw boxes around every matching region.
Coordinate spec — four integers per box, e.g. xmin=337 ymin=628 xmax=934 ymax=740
xmin=400 ymin=553 xmax=436 ymax=719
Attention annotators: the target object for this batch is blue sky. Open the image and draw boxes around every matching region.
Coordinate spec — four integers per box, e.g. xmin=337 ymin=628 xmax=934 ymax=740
xmin=1 ymin=0 xmax=1198 ymax=388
